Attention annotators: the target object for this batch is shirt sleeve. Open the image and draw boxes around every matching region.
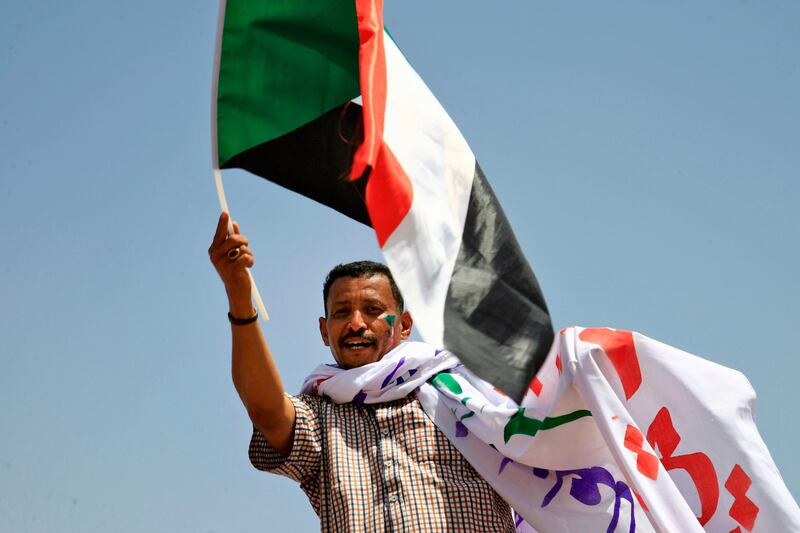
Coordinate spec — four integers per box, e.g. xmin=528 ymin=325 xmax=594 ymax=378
xmin=248 ymin=394 xmax=322 ymax=484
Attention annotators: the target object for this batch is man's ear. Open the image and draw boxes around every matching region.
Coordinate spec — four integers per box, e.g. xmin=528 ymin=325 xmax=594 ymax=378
xmin=398 ymin=310 xmax=413 ymax=340
xmin=319 ymin=317 xmax=330 ymax=346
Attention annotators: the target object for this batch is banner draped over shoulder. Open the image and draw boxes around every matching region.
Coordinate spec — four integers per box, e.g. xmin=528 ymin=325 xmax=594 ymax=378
xmin=301 ymin=330 xmax=800 ymax=532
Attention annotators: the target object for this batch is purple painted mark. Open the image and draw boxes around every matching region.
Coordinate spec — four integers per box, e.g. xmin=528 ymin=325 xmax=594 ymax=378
xmin=408 ymin=368 xmax=418 ymax=377
xmin=533 ymin=467 xmax=548 ymax=479
xmin=381 ymin=357 xmax=406 ymax=389
xmin=514 ymin=511 xmax=525 ymax=527
xmin=455 ymin=420 xmax=469 ymax=437
xmin=434 ymin=349 xmax=444 ymax=356
xmin=499 ymin=457 xmax=514 ymax=475
xmin=353 ymin=390 xmax=368 ymax=403
xmin=539 ymin=467 xmax=636 ymax=533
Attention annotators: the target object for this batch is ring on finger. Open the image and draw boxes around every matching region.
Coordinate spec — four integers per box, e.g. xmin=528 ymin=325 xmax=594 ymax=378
xmin=227 ymin=247 xmax=241 ymax=260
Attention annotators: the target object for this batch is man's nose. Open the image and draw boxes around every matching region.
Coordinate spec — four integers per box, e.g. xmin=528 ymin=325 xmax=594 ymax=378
xmin=347 ymin=310 xmax=367 ymax=331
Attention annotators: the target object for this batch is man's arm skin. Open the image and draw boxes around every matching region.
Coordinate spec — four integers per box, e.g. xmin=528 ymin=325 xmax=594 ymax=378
xmin=209 ymin=212 xmax=295 ymax=456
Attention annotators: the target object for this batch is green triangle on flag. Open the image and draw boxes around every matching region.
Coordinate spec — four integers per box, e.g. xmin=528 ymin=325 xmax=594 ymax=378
xmin=214 ymin=0 xmax=361 ymax=168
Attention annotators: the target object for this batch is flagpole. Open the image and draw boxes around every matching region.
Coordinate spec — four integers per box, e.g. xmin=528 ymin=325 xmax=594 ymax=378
xmin=211 ymin=0 xmax=268 ymax=322
xmin=214 ymin=169 xmax=269 ymax=322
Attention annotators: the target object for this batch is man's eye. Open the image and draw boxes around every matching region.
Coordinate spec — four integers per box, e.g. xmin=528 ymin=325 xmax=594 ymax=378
xmin=332 ymin=310 xmax=348 ymax=318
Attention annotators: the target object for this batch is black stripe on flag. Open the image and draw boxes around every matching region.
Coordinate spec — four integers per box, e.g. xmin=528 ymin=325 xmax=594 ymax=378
xmin=443 ymin=164 xmax=553 ymax=403
xmin=223 ymin=103 xmax=370 ymax=226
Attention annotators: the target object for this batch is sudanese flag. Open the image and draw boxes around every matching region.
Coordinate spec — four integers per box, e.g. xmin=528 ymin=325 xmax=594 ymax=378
xmin=212 ymin=0 xmax=553 ymax=402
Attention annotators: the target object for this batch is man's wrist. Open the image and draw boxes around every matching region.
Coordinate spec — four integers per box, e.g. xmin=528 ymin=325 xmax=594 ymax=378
xmin=228 ymin=293 xmax=256 ymax=319
xmin=226 ymin=285 xmax=254 ymax=315
xmin=229 ymin=302 xmax=256 ymax=317
xmin=228 ymin=310 xmax=258 ymax=325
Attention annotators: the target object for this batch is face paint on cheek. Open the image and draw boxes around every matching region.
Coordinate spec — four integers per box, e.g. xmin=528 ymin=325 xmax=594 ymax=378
xmin=380 ymin=313 xmax=397 ymax=341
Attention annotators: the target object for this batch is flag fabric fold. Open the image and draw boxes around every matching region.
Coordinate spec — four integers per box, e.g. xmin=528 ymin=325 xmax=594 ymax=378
xmin=301 ymin=330 xmax=800 ymax=532
xmin=213 ymin=0 xmax=553 ymax=402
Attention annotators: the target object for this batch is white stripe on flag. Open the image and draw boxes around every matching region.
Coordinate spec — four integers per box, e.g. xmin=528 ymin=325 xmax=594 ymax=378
xmin=380 ymin=32 xmax=476 ymax=348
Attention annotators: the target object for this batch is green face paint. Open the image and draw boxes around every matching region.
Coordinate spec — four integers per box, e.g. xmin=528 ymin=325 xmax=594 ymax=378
xmin=384 ymin=314 xmax=396 ymax=327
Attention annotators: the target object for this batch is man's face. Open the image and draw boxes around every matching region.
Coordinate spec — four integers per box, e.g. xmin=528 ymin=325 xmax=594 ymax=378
xmin=319 ymin=274 xmax=412 ymax=369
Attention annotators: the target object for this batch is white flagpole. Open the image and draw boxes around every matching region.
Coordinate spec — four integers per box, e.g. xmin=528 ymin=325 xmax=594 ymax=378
xmin=214 ymin=170 xmax=269 ymax=322
xmin=211 ymin=0 xmax=269 ymax=322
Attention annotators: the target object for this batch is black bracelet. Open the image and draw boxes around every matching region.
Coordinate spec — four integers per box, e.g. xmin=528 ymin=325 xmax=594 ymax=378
xmin=228 ymin=310 xmax=258 ymax=325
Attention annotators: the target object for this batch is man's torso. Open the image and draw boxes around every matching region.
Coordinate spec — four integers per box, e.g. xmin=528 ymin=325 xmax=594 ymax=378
xmin=250 ymin=393 xmax=515 ymax=532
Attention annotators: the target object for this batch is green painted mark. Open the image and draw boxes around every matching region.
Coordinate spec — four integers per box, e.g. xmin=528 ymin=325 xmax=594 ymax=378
xmin=460 ymin=396 xmax=472 ymax=406
xmin=384 ymin=314 xmax=396 ymax=327
xmin=460 ymin=411 xmax=475 ymax=421
xmin=503 ymin=408 xmax=542 ymax=443
xmin=503 ymin=408 xmax=592 ymax=443
xmin=541 ymin=409 xmax=592 ymax=430
xmin=431 ymin=372 xmax=463 ymax=395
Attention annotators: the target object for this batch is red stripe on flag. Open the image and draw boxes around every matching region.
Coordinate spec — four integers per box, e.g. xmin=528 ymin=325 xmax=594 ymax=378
xmin=350 ymin=0 xmax=387 ymax=181
xmin=365 ymin=142 xmax=413 ymax=247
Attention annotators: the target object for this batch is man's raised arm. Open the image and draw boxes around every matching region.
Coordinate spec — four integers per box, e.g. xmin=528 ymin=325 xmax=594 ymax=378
xmin=208 ymin=212 xmax=295 ymax=456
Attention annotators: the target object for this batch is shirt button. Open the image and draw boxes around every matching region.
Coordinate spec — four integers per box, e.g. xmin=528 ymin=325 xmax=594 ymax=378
xmin=381 ymin=428 xmax=390 ymax=436
xmin=388 ymin=493 xmax=399 ymax=503
xmin=384 ymin=460 xmax=392 ymax=468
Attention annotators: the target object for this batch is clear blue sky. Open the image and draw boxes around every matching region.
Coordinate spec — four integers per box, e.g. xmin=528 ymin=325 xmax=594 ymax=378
xmin=1 ymin=1 xmax=797 ymax=531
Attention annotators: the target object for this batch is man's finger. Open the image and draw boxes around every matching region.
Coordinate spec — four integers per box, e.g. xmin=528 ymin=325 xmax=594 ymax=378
xmin=234 ymin=252 xmax=255 ymax=269
xmin=232 ymin=221 xmax=241 ymax=235
xmin=211 ymin=235 xmax=249 ymax=262
xmin=220 ymin=252 xmax=255 ymax=281
xmin=211 ymin=212 xmax=230 ymax=249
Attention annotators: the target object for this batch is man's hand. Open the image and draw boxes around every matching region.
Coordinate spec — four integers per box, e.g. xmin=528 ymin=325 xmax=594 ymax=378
xmin=209 ymin=212 xmax=255 ymax=317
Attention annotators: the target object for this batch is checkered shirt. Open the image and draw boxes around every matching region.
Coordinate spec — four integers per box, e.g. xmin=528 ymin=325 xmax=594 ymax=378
xmin=249 ymin=392 xmax=515 ymax=532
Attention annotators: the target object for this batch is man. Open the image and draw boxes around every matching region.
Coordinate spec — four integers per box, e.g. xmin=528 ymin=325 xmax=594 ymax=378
xmin=209 ymin=212 xmax=515 ymax=532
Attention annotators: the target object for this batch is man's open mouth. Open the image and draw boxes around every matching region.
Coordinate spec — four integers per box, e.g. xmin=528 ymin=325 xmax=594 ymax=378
xmin=342 ymin=338 xmax=376 ymax=350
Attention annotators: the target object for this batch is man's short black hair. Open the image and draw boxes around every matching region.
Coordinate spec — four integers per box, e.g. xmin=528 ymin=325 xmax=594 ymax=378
xmin=322 ymin=261 xmax=404 ymax=316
